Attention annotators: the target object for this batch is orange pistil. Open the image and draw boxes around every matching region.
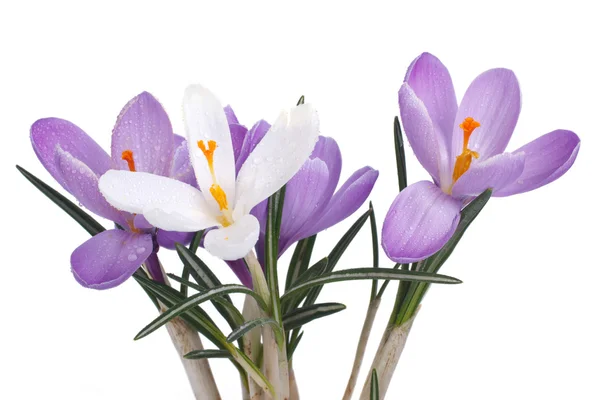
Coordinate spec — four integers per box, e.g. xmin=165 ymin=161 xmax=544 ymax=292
xmin=121 ymin=150 xmax=136 ymax=172
xmin=197 ymin=140 xmax=218 ymax=179
xmin=452 ymin=117 xmax=481 ymax=182
xmin=210 ymin=184 xmax=229 ymax=211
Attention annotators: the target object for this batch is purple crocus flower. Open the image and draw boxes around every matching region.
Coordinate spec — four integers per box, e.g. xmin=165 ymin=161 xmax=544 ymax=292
xmin=382 ymin=53 xmax=580 ymax=263
xmin=31 ymin=92 xmax=194 ymax=289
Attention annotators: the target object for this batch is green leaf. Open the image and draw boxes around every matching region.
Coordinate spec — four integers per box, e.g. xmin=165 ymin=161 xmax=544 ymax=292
xmin=134 ymin=284 xmax=267 ymax=340
xmin=370 ymin=369 xmax=380 ymax=400
xmin=287 ymin=331 xmax=304 ymax=359
xmin=17 ymin=165 xmax=105 ymax=235
xmin=297 ymin=95 xmax=305 ymax=105
xmin=184 ymin=349 xmax=232 ymax=360
xmin=393 ymin=116 xmax=408 ymax=192
xmin=393 ymin=189 xmax=493 ymax=325
xmin=282 ymin=302 xmax=346 ymax=331
xmin=282 ymin=267 xmax=461 ymax=307
xmin=265 ymin=186 xmax=286 ymax=323
xmin=285 ymin=235 xmax=316 ymax=291
xmin=282 ymin=257 xmax=328 ymax=314
xmin=368 ymin=202 xmax=380 ymax=301
xmin=226 ymin=317 xmax=282 ymax=343
xmin=181 ymin=230 xmax=205 ymax=296
xmin=303 ymin=208 xmax=372 ymax=307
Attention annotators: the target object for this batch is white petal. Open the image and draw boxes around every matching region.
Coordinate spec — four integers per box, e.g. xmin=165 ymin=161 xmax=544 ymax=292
xmin=98 ymin=170 xmax=218 ymax=231
xmin=204 ymin=214 xmax=260 ymax=261
xmin=234 ymin=103 xmax=320 ymax=216
xmin=183 ymin=85 xmax=236 ymax=212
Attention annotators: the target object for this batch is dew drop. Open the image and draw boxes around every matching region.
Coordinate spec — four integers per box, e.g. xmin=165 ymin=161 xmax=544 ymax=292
xmin=127 ymin=253 xmax=138 ymax=261
xmin=136 ymin=247 xmax=146 ymax=254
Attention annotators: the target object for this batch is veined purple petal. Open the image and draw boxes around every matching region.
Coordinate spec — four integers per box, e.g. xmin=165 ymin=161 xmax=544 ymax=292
xmin=55 ymin=147 xmax=124 ymax=224
xmin=399 ymin=84 xmax=448 ymax=184
xmin=310 ymin=136 xmax=342 ymax=202
xmin=31 ymin=118 xmax=111 ymax=190
xmin=382 ymin=181 xmax=462 ymax=263
xmin=404 ymin=53 xmax=457 ymax=152
xmin=111 ymin=92 xmax=174 ymax=176
xmin=225 ymin=259 xmax=253 ymax=288
xmin=71 ymin=229 xmax=153 ymax=289
xmin=494 ymin=130 xmax=580 ymax=197
xmin=235 ymin=120 xmax=270 ymax=173
xmin=224 ymin=105 xmax=239 ymax=125
xmin=300 ymin=167 xmax=379 ymax=240
xmin=452 ymin=69 xmax=521 ymax=162
xmin=230 ymin=123 xmax=249 ymax=165
xmin=279 ymin=158 xmax=330 ymax=253
xmin=170 ymin=139 xmax=196 ymax=186
xmin=451 ymin=152 xmax=525 ymax=198
xmin=156 ymin=229 xmax=194 ymax=249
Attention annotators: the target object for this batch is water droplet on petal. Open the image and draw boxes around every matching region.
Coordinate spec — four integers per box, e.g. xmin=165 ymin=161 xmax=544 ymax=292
xmin=127 ymin=253 xmax=138 ymax=261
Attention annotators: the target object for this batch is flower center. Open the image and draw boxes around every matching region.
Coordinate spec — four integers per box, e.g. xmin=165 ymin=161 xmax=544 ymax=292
xmin=121 ymin=150 xmax=136 ymax=172
xmin=452 ymin=117 xmax=480 ymax=183
xmin=197 ymin=140 xmax=232 ymax=227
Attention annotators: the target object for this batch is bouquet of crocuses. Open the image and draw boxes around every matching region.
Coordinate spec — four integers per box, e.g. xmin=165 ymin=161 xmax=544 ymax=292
xmin=18 ymin=52 xmax=580 ymax=400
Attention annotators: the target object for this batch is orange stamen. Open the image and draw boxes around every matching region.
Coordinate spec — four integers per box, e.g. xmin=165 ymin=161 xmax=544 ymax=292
xmin=197 ymin=140 xmax=218 ymax=178
xmin=121 ymin=150 xmax=136 ymax=172
xmin=452 ymin=117 xmax=481 ymax=183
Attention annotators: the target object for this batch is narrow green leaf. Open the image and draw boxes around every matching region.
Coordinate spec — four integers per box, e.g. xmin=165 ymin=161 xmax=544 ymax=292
xmin=282 ymin=302 xmax=346 ymax=331
xmin=265 ymin=186 xmax=286 ymax=323
xmin=285 ymin=235 xmax=316 ymax=290
xmin=135 ymin=284 xmax=267 ymax=340
xmin=393 ymin=116 xmax=408 ymax=192
xmin=184 ymin=349 xmax=232 ymax=359
xmin=17 ymin=165 xmax=105 ymax=235
xmin=370 ymin=369 xmax=380 ymax=400
xmin=226 ymin=317 xmax=281 ymax=343
xmin=282 ymin=267 xmax=461 ymax=306
xmin=181 ymin=230 xmax=205 ymax=296
xmin=368 ymin=202 xmax=379 ymax=301
xmin=303 ymin=208 xmax=372 ymax=307
xmin=287 ymin=331 xmax=304 ymax=359
xmin=282 ymin=257 xmax=328 ymax=314
xmin=297 ymin=95 xmax=305 ymax=105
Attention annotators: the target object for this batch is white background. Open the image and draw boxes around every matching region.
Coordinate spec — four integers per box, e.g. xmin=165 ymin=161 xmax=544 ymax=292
xmin=1 ymin=1 xmax=599 ymax=399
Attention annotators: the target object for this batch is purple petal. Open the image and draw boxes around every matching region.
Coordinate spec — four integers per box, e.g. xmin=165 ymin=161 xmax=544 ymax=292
xmin=310 ymin=136 xmax=342 ymax=202
xmin=71 ymin=229 xmax=153 ymax=289
xmin=111 ymin=92 xmax=174 ymax=176
xmin=404 ymin=52 xmax=457 ymax=152
xmin=452 ymin=69 xmax=521 ymax=161
xmin=494 ymin=130 xmax=580 ymax=197
xmin=225 ymin=259 xmax=253 ymax=288
xmin=30 ymin=118 xmax=111 ymax=190
xmin=230 ymin=123 xmax=249 ymax=165
xmin=224 ymin=105 xmax=239 ymax=125
xmin=451 ymin=152 xmax=526 ymax=198
xmin=301 ymin=167 xmax=379 ymax=240
xmin=382 ymin=181 xmax=462 ymax=263
xmin=279 ymin=158 xmax=330 ymax=252
xmin=133 ymin=214 xmax=154 ymax=230
xmin=236 ymin=120 xmax=270 ymax=173
xmin=156 ymin=229 xmax=194 ymax=249
xmin=173 ymin=133 xmax=186 ymax=148
xmin=55 ymin=147 xmax=124 ymax=223
xmin=399 ymin=84 xmax=449 ymax=184
xmin=170 ymin=139 xmax=197 ymax=187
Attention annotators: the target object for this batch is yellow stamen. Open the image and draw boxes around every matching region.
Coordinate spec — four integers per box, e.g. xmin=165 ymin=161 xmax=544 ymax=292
xmin=198 ymin=140 xmax=218 ymax=181
xmin=452 ymin=117 xmax=481 ymax=182
xmin=121 ymin=150 xmax=136 ymax=172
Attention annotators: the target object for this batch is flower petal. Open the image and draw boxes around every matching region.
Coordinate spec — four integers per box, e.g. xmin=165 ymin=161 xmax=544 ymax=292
xmin=399 ymin=84 xmax=448 ymax=184
xmin=494 ymin=130 xmax=581 ymax=197
xmin=156 ymin=229 xmax=194 ymax=249
xmin=235 ymin=120 xmax=270 ymax=173
xmin=98 ymin=170 xmax=217 ymax=232
xmin=111 ymin=92 xmax=174 ymax=176
xmin=170 ymin=139 xmax=196 ymax=186
xmin=224 ymin=259 xmax=253 ymax=288
xmin=224 ymin=105 xmax=239 ymax=125
xmin=452 ymin=68 xmax=521 ymax=161
xmin=55 ymin=147 xmax=124 ymax=223
xmin=279 ymin=158 xmax=330 ymax=252
xmin=451 ymin=152 xmax=525 ymax=198
xmin=310 ymin=136 xmax=342 ymax=202
xmin=30 ymin=118 xmax=111 ymax=190
xmin=71 ymin=229 xmax=153 ymax=290
xmin=183 ymin=85 xmax=236 ymax=212
xmin=234 ymin=104 xmax=320 ymax=216
xmin=382 ymin=181 xmax=462 ymax=263
xmin=204 ymin=214 xmax=260 ymax=261
xmin=300 ymin=167 xmax=379 ymax=240
xmin=230 ymin=123 xmax=248 ymax=165
xmin=404 ymin=52 xmax=457 ymax=150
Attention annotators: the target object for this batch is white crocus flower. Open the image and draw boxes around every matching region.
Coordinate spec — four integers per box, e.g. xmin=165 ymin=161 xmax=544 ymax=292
xmin=99 ymin=85 xmax=319 ymax=260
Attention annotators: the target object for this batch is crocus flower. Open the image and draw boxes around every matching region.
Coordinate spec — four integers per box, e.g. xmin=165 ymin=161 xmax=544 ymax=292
xmin=252 ymin=135 xmax=379 ymax=258
xmin=31 ymin=92 xmax=194 ymax=289
xmin=99 ymin=85 xmax=320 ymax=261
xmin=382 ymin=53 xmax=580 ymax=263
